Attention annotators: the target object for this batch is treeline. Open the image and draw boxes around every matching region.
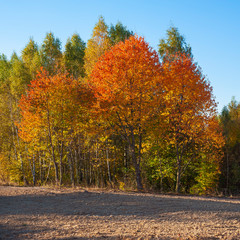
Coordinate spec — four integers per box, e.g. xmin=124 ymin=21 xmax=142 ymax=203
xmin=219 ymin=99 xmax=240 ymax=194
xmin=0 ymin=17 xmax=235 ymax=194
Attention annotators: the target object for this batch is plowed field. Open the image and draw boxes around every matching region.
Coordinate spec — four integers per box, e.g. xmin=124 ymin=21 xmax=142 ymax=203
xmin=0 ymin=186 xmax=240 ymax=239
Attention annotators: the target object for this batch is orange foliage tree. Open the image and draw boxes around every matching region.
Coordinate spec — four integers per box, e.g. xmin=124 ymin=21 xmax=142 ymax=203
xmin=156 ymin=54 xmax=224 ymax=193
xmin=18 ymin=68 xmax=93 ymax=184
xmin=90 ymin=35 xmax=161 ymax=190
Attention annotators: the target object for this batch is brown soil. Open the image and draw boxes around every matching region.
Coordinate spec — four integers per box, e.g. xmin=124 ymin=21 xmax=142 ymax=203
xmin=0 ymin=186 xmax=240 ymax=240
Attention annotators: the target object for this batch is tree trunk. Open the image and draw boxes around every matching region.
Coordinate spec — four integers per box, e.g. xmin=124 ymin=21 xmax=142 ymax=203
xmin=12 ymin=122 xmax=28 ymax=185
xmin=96 ymin=142 xmax=99 ymax=187
xmin=106 ymin=147 xmax=112 ymax=185
xmin=27 ymin=152 xmax=35 ymax=186
xmin=47 ymin=110 xmax=59 ymax=184
xmin=39 ymin=155 xmax=42 ymax=184
xmin=159 ymin=156 xmax=164 ymax=192
xmin=50 ymin=139 xmax=59 ymax=184
xmin=44 ymin=160 xmax=52 ymax=184
xmin=89 ymin=150 xmax=92 ymax=185
xmin=130 ymin=130 xmax=143 ymax=191
xmin=75 ymin=148 xmax=79 ymax=184
xmin=32 ymin=154 xmax=36 ymax=186
xmin=123 ymin=145 xmax=127 ymax=185
xmin=58 ymin=141 xmax=63 ymax=186
xmin=175 ymin=144 xmax=181 ymax=193
xmin=68 ymin=148 xmax=75 ymax=187
xmin=176 ymin=167 xmax=181 ymax=193
xmin=226 ymin=149 xmax=229 ymax=191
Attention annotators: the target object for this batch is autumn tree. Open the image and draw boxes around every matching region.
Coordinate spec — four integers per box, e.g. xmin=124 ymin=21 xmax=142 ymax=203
xmin=0 ymin=43 xmax=42 ymax=185
xmin=0 ymin=54 xmax=12 ymax=182
xmin=156 ymin=54 xmax=224 ymax=193
xmin=158 ymin=26 xmax=192 ymax=61
xmin=90 ymin=35 xmax=161 ymax=190
xmin=64 ymin=34 xmax=86 ymax=79
xmin=219 ymin=99 xmax=240 ymax=194
xmin=0 ymin=20 xmax=226 ymax=194
xmin=84 ymin=16 xmax=110 ymax=77
xmin=18 ymin=68 xmax=93 ymax=185
xmin=10 ymin=54 xmax=32 ymax=181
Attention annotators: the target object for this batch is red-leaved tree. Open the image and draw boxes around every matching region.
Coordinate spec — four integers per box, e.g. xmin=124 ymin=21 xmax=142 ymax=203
xmin=90 ymin=35 xmax=161 ymax=190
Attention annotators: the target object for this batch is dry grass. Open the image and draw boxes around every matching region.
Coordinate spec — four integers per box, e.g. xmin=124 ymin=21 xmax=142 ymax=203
xmin=0 ymin=186 xmax=240 ymax=239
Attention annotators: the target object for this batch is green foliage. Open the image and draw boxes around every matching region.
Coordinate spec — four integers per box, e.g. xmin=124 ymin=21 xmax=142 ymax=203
xmin=219 ymin=98 xmax=240 ymax=193
xmin=143 ymin=141 xmax=176 ymax=191
xmin=190 ymin=154 xmax=220 ymax=195
xmin=64 ymin=34 xmax=86 ymax=78
xmin=158 ymin=26 xmax=192 ymax=61
xmin=109 ymin=22 xmax=133 ymax=45
xmin=0 ymin=55 xmax=11 ymax=156
xmin=9 ymin=53 xmax=31 ymax=98
xmin=22 ymin=38 xmax=41 ymax=77
xmin=40 ymin=32 xmax=62 ymax=74
xmin=0 ymin=54 xmax=10 ymax=83
xmin=0 ymin=19 xmax=225 ymax=195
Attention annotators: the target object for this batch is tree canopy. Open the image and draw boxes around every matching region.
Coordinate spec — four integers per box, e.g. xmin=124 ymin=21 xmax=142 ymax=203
xmin=0 ymin=18 xmax=228 ymax=195
xmin=158 ymin=26 xmax=192 ymax=61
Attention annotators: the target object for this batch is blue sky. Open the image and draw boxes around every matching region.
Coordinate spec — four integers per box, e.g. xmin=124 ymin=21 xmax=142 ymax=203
xmin=1 ymin=0 xmax=240 ymax=113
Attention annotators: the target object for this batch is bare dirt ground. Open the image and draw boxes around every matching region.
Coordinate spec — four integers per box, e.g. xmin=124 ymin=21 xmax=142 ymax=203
xmin=0 ymin=186 xmax=240 ymax=240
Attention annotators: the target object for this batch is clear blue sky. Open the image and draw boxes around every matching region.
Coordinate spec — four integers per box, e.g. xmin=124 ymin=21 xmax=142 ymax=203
xmin=1 ymin=0 xmax=240 ymax=113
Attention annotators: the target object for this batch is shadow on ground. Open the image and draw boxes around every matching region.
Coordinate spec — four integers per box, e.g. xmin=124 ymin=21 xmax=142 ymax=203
xmin=0 ymin=188 xmax=240 ymax=217
xmin=0 ymin=187 xmax=240 ymax=239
